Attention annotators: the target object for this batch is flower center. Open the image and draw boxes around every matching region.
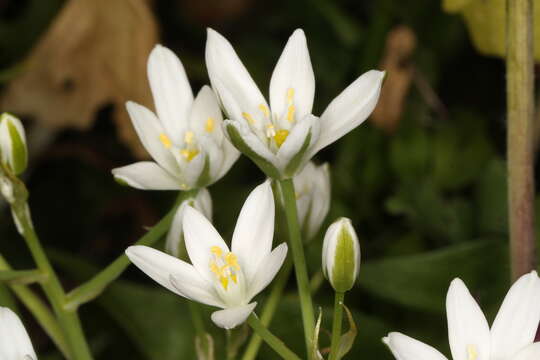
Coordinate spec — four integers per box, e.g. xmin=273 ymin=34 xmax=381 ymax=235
xmin=209 ymin=246 xmax=241 ymax=290
xmin=159 ymin=132 xmax=200 ymax=162
xmin=466 ymin=344 xmax=478 ymax=360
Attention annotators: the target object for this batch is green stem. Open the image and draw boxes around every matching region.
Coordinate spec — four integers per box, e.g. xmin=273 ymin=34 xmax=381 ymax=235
xmin=0 ymin=255 xmax=70 ymax=358
xmin=506 ymin=0 xmax=536 ymax=280
xmin=0 ymin=269 xmax=45 ymax=284
xmin=65 ymin=190 xmax=197 ymax=309
xmin=329 ymin=292 xmax=345 ymax=360
xmin=189 ymin=301 xmax=206 ymax=337
xmin=278 ymin=178 xmax=315 ymax=357
xmin=12 ymin=202 xmax=93 ymax=360
xmin=242 ymin=256 xmax=293 ymax=360
xmin=247 ymin=314 xmax=301 ymax=360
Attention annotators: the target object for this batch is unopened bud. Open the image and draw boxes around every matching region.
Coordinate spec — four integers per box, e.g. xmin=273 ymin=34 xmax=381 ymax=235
xmin=0 ymin=113 xmax=28 ymax=175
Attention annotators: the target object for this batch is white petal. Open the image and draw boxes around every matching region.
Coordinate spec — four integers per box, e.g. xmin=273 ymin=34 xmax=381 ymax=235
xmin=197 ymin=135 xmax=224 ymax=181
xmin=510 ymin=343 xmax=540 ymax=360
xmin=112 ymin=162 xmax=180 ymax=190
xmin=183 ymin=206 xmax=229 ymax=282
xmin=125 ymin=246 xmax=223 ymax=307
xmin=383 ymin=332 xmax=448 ymax=360
xmin=276 ymin=114 xmax=319 ymax=172
xmin=210 ymin=302 xmax=257 ymax=329
xmin=126 ymin=101 xmax=179 ymax=174
xmin=247 ymin=243 xmax=288 ymax=300
xmin=306 ymin=163 xmax=331 ymax=239
xmin=446 ymin=278 xmax=491 ymax=360
xmin=205 ymin=29 xmax=268 ymax=123
xmin=231 ymin=180 xmax=275 ymax=282
xmin=189 ymin=86 xmax=224 ymax=142
xmin=147 ymin=45 xmax=193 ymax=144
xmin=195 ymin=188 xmax=213 ymax=221
xmin=0 ymin=307 xmax=36 ymax=360
xmin=179 ymin=149 xmax=207 ymax=188
xmin=216 ymin=137 xmax=241 ymax=180
xmin=270 ymin=29 xmax=315 ymax=121
xmin=313 ymin=70 xmax=385 ymax=155
xmin=491 ymin=271 xmax=540 ymax=360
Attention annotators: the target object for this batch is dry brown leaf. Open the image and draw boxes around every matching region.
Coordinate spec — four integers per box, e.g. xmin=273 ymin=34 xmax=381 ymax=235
xmin=371 ymin=25 xmax=416 ymax=133
xmin=1 ymin=0 xmax=159 ymax=158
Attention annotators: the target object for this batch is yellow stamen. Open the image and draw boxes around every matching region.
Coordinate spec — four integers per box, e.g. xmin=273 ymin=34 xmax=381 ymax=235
xmin=225 ymin=253 xmax=240 ymax=270
xmin=287 ymin=88 xmax=295 ymax=104
xmin=205 ymin=117 xmax=215 ymax=132
xmin=211 ymin=246 xmax=223 ymax=257
xmin=209 ymin=247 xmax=242 ymax=291
xmin=180 ymin=149 xmax=199 ymax=162
xmin=259 ymin=104 xmax=270 ymax=118
xmin=159 ymin=133 xmax=172 ymax=149
xmin=220 ymin=276 xmax=229 ymax=290
xmin=286 ymin=105 xmax=296 ymax=123
xmin=184 ymin=131 xmax=195 ymax=144
xmin=242 ymin=112 xmax=256 ymax=124
xmin=466 ymin=345 xmax=478 ymax=360
xmin=274 ymin=129 xmax=289 ymax=148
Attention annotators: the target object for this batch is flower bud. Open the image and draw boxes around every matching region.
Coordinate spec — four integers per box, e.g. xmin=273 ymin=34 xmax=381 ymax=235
xmin=0 ymin=307 xmax=37 ymax=360
xmin=0 ymin=113 xmax=28 ymax=175
xmin=322 ymin=217 xmax=360 ymax=292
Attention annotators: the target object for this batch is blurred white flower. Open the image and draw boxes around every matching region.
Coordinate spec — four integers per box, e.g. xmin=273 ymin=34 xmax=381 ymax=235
xmin=0 ymin=113 xmax=28 ymax=176
xmin=293 ymin=161 xmax=330 ymax=240
xmin=383 ymin=271 xmax=540 ymax=360
xmin=206 ymin=28 xmax=384 ymax=178
xmin=322 ymin=217 xmax=360 ymax=293
xmin=126 ymin=181 xmax=287 ymax=329
xmin=0 ymin=307 xmax=37 ymax=360
xmin=165 ymin=188 xmax=213 ymax=257
xmin=112 ymin=45 xmax=239 ymax=190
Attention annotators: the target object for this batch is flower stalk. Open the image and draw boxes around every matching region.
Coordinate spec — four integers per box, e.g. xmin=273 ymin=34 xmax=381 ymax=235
xmin=329 ymin=291 xmax=345 ymax=360
xmin=506 ymin=0 xmax=536 ymax=280
xmin=278 ymin=178 xmax=315 ymax=357
xmin=247 ymin=314 xmax=301 ymax=360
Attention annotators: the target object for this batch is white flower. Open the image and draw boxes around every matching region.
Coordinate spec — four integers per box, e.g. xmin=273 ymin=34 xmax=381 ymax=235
xmin=205 ymin=28 xmax=384 ymax=179
xmin=321 ymin=217 xmax=360 ymax=292
xmin=165 ymin=188 xmax=213 ymax=257
xmin=126 ymin=181 xmax=288 ymax=329
xmin=383 ymin=271 xmax=540 ymax=360
xmin=0 ymin=113 xmax=28 ymax=176
xmin=0 ymin=307 xmax=37 ymax=360
xmin=293 ymin=161 xmax=331 ymax=240
xmin=112 ymin=45 xmax=240 ymax=190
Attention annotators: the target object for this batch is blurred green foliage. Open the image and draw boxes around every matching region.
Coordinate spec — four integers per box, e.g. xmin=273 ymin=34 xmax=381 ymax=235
xmin=0 ymin=0 xmax=537 ymax=359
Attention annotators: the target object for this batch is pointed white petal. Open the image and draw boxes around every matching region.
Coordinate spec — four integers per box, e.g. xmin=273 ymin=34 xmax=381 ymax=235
xmin=197 ymin=135 xmax=224 ymax=181
xmin=205 ymin=29 xmax=268 ymax=123
xmin=0 ymin=307 xmax=36 ymax=360
xmin=180 ymin=149 xmax=206 ymax=188
xmin=270 ymin=29 xmax=315 ymax=121
xmin=125 ymin=246 xmax=223 ymax=307
xmin=510 ymin=343 xmax=540 ymax=360
xmin=210 ymin=302 xmax=257 ymax=329
xmin=247 ymin=243 xmax=288 ymax=300
xmin=216 ymin=137 xmax=241 ymax=180
xmin=195 ymin=188 xmax=213 ymax=221
xmin=313 ymin=70 xmax=384 ymax=155
xmin=491 ymin=271 xmax=540 ymax=360
xmin=112 ymin=162 xmax=180 ymax=190
xmin=148 ymin=45 xmax=193 ymax=144
xmin=306 ymin=163 xmax=331 ymax=239
xmin=126 ymin=101 xmax=179 ymax=174
xmin=224 ymin=120 xmax=277 ymax=167
xmin=383 ymin=332 xmax=448 ymax=360
xmin=189 ymin=86 xmax=224 ymax=142
xmin=446 ymin=278 xmax=491 ymax=360
xmin=231 ymin=181 xmax=275 ymax=282
xmin=183 ymin=206 xmax=229 ymax=282
xmin=276 ymin=114 xmax=319 ymax=172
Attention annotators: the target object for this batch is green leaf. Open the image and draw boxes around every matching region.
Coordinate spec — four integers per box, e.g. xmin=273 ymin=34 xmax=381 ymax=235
xmin=311 ymin=308 xmax=324 ymax=360
xmin=337 ymin=305 xmax=357 ymax=358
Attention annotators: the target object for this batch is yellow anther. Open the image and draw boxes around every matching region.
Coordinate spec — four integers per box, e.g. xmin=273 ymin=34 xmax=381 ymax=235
xmin=259 ymin=104 xmax=270 ymax=118
xmin=159 ymin=133 xmax=172 ymax=149
xmin=466 ymin=345 xmax=478 ymax=360
xmin=205 ymin=117 xmax=215 ymax=132
xmin=184 ymin=131 xmax=195 ymax=144
xmin=230 ymin=274 xmax=238 ymax=284
xmin=225 ymin=253 xmax=240 ymax=270
xmin=211 ymin=246 xmax=223 ymax=257
xmin=242 ymin=112 xmax=256 ymax=125
xmin=180 ymin=149 xmax=199 ymax=162
xmin=274 ymin=129 xmax=289 ymax=148
xmin=287 ymin=88 xmax=295 ymax=104
xmin=209 ymin=248 xmax=242 ymax=291
xmin=286 ymin=105 xmax=296 ymax=123
xmin=220 ymin=276 xmax=229 ymax=290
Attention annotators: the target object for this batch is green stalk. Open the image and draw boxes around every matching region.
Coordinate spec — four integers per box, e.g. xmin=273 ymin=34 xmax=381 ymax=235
xmin=0 ymin=255 xmax=70 ymax=358
xmin=506 ymin=0 xmax=536 ymax=280
xmin=328 ymin=292 xmax=345 ymax=360
xmin=278 ymin=179 xmax=315 ymax=357
xmin=247 ymin=314 xmax=301 ymax=360
xmin=12 ymin=202 xmax=93 ymax=360
xmin=241 ymin=257 xmax=293 ymax=360
xmin=0 ymin=269 xmax=45 ymax=284
xmin=65 ymin=190 xmax=197 ymax=309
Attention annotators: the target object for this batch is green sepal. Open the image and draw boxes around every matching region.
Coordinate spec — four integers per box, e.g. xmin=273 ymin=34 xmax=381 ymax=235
xmin=310 ymin=307 xmax=324 ymax=360
xmin=7 ymin=121 xmax=27 ymax=175
xmin=225 ymin=123 xmax=281 ymax=179
xmin=337 ymin=305 xmax=357 ymax=358
xmin=113 ymin=177 xmax=129 ymax=187
xmin=283 ymin=130 xmax=312 ymax=178
xmin=331 ymin=226 xmax=356 ymax=292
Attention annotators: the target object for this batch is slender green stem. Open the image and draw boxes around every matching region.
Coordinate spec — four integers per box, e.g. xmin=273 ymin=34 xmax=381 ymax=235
xmin=329 ymin=292 xmax=345 ymax=360
xmin=242 ymin=256 xmax=293 ymax=360
xmin=189 ymin=301 xmax=206 ymax=337
xmin=247 ymin=314 xmax=301 ymax=360
xmin=12 ymin=202 xmax=93 ymax=360
xmin=0 ymin=269 xmax=45 ymax=284
xmin=65 ymin=190 xmax=197 ymax=309
xmin=506 ymin=0 xmax=536 ymax=280
xmin=0 ymin=255 xmax=70 ymax=358
xmin=278 ymin=178 xmax=315 ymax=357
